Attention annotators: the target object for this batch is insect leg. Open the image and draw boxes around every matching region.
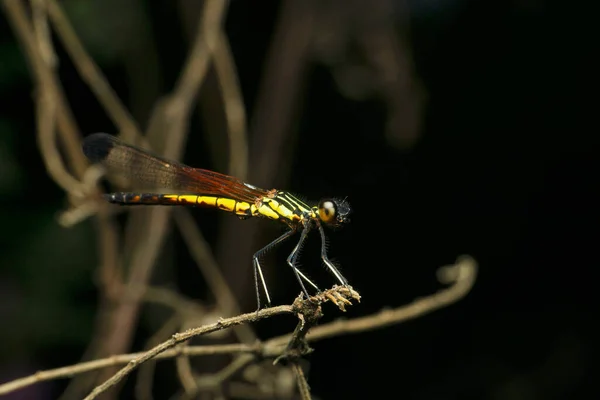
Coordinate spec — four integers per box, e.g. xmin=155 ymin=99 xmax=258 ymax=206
xmin=253 ymin=228 xmax=297 ymax=309
xmin=317 ymin=222 xmax=348 ymax=286
xmin=286 ymin=226 xmax=315 ymax=299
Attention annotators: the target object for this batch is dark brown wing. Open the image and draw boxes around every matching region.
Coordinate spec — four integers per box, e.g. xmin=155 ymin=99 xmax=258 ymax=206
xmin=82 ymin=133 xmax=270 ymax=203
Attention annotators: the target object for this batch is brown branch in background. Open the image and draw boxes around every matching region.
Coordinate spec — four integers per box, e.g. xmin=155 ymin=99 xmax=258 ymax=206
xmin=28 ymin=0 xmax=80 ymax=195
xmin=211 ymin=33 xmax=249 ymax=180
xmin=0 ymin=256 xmax=477 ymax=397
xmin=2 ymin=0 xmax=87 ymax=180
xmin=30 ymin=0 xmax=80 ymax=195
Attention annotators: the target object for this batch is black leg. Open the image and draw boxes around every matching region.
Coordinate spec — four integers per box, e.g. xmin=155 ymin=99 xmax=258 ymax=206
xmin=317 ymin=222 xmax=348 ymax=285
xmin=286 ymin=226 xmax=315 ymax=299
xmin=253 ymin=228 xmax=297 ymax=309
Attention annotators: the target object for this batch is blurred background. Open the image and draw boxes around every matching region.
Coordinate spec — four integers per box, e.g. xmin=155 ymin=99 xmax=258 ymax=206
xmin=0 ymin=0 xmax=596 ymax=399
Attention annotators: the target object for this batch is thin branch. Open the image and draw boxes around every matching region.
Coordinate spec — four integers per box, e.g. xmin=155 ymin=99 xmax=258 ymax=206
xmin=29 ymin=0 xmax=80 ymax=195
xmin=211 ymin=33 xmax=248 ymax=180
xmin=2 ymin=0 xmax=87 ymax=181
xmin=0 ymin=344 xmax=258 ymax=396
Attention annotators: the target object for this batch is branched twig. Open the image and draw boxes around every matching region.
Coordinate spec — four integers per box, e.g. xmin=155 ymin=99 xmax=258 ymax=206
xmin=0 ymin=256 xmax=477 ymax=397
xmin=277 ymin=286 xmax=360 ymax=364
xmin=83 ymin=286 xmax=359 ymax=400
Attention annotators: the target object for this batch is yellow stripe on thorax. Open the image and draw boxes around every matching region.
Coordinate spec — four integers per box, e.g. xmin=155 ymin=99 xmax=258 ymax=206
xmin=257 ymin=194 xmax=313 ymax=223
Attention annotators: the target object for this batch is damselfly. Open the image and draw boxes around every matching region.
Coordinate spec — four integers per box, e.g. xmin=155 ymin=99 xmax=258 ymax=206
xmin=82 ymin=133 xmax=351 ymax=308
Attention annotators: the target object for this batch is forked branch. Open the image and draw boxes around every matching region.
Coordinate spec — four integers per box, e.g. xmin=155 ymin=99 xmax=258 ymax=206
xmin=0 ymin=256 xmax=477 ymax=398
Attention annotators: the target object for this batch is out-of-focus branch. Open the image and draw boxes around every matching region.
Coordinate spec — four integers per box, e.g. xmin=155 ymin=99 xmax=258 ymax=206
xmin=175 ymin=345 xmax=198 ymax=396
xmin=31 ymin=0 xmax=80 ymax=195
xmin=211 ymin=33 xmax=248 ymax=180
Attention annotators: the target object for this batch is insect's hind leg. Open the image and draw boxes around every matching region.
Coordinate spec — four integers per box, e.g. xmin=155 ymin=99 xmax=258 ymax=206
xmin=252 ymin=228 xmax=297 ymax=310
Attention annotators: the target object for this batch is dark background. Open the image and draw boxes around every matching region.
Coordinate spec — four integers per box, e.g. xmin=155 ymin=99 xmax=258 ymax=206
xmin=0 ymin=0 xmax=596 ymax=399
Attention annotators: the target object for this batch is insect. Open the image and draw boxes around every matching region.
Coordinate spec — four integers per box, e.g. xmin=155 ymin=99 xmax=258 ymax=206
xmin=82 ymin=133 xmax=351 ymax=308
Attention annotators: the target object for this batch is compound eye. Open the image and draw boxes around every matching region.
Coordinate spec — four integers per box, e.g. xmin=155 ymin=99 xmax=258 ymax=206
xmin=318 ymin=199 xmax=337 ymax=224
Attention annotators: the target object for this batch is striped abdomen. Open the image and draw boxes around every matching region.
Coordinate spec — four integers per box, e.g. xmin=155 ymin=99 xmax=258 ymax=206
xmin=105 ymin=192 xmax=258 ymax=218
